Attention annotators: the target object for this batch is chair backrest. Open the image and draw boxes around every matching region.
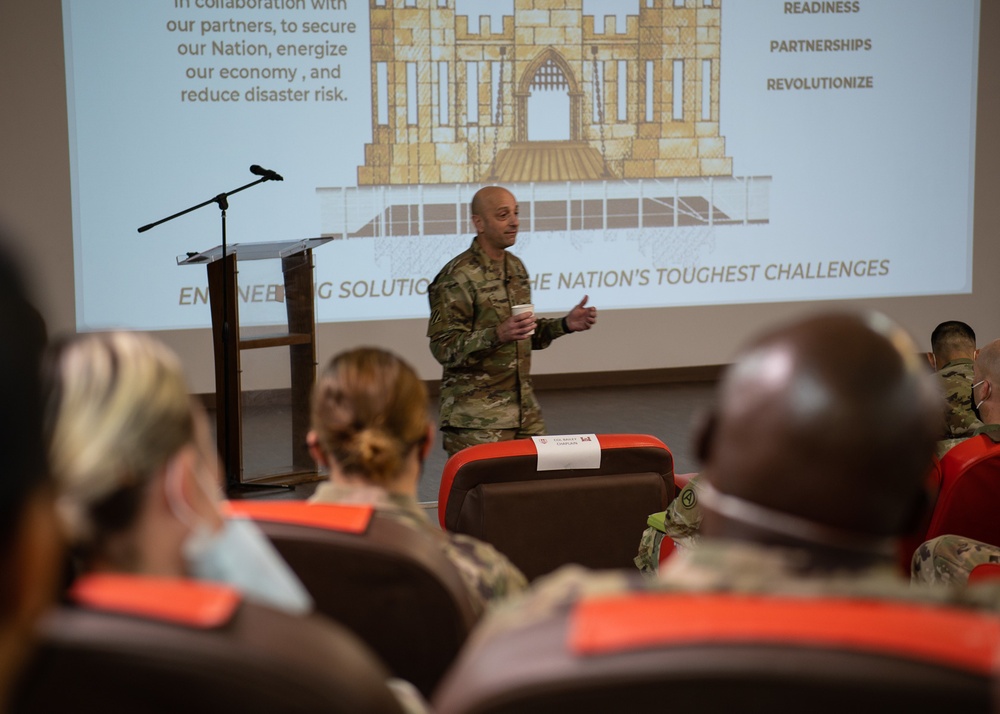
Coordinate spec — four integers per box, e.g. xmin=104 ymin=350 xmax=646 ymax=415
xmin=13 ymin=573 xmax=403 ymax=714
xmin=224 ymin=500 xmax=480 ymax=697
xmin=433 ymin=591 xmax=997 ymax=714
xmin=438 ymin=434 xmax=674 ymax=580
xmin=924 ymin=432 xmax=1000 ymax=544
xmin=896 ymin=456 xmax=943 ymax=574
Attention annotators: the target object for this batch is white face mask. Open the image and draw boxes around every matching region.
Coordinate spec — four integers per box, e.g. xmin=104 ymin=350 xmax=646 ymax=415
xmin=698 ymin=478 xmax=896 ymax=558
xmin=165 ymin=457 xmax=314 ymax=615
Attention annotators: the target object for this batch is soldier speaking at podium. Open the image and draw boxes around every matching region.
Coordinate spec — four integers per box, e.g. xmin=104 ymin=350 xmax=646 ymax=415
xmin=427 ymin=186 xmax=597 ymax=457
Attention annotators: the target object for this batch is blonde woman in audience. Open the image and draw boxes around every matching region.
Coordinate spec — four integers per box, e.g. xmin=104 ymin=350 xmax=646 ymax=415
xmin=42 ymin=331 xmax=311 ymax=614
xmin=307 ymin=347 xmax=527 ymax=614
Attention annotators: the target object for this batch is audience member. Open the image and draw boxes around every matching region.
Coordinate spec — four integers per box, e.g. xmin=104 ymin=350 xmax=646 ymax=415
xmin=929 ymin=320 xmax=982 ymax=456
xmin=934 ymin=337 xmax=1000 ymax=455
xmin=634 ymin=476 xmax=703 ymax=574
xmin=307 ymin=347 xmax=527 ymax=615
xmin=480 ymin=312 xmax=974 ymax=638
xmin=636 ymin=322 xmax=983 ymax=574
xmin=36 ymin=330 xmax=430 ymax=713
xmin=911 ymin=338 xmax=1000 ymax=587
xmin=0 ymin=240 xmax=62 ymax=711
xmin=968 ymin=338 xmax=1000 ymax=434
xmin=42 ymin=331 xmax=312 ymax=614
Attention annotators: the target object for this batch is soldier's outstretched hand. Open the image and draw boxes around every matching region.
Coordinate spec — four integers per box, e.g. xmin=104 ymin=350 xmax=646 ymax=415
xmin=565 ymin=295 xmax=597 ymax=332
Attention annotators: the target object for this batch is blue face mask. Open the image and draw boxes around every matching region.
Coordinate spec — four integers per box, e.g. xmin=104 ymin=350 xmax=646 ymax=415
xmin=166 ymin=458 xmax=313 ymax=615
xmin=182 ymin=516 xmax=314 ymax=616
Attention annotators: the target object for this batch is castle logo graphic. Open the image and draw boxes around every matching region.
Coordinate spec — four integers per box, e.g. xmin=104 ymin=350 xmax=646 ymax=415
xmin=319 ymin=0 xmax=769 ymax=241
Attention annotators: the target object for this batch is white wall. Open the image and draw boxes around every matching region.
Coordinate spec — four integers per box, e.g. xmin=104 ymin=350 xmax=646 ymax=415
xmin=3 ymin=0 xmax=999 ymax=393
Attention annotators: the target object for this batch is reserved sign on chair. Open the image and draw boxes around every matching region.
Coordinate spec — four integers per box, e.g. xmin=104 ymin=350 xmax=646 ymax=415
xmin=532 ymin=434 xmax=602 ymax=471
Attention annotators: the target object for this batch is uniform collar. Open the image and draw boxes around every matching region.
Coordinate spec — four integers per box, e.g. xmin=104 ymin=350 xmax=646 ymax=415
xmin=941 ymin=358 xmax=974 ymax=369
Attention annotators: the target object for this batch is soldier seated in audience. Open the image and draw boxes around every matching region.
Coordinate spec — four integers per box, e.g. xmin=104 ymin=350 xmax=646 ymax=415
xmin=635 ymin=321 xmax=1000 ymax=582
xmin=42 ymin=331 xmax=312 ymax=614
xmin=485 ymin=312 xmax=980 ymax=637
xmin=930 ymin=320 xmax=983 ymax=457
xmin=940 ymin=337 xmax=1000 ymax=447
xmin=307 ymin=347 xmax=527 ymax=615
xmin=41 ymin=330 xmax=431 ymax=713
xmin=912 ymin=337 xmax=1000 ymax=587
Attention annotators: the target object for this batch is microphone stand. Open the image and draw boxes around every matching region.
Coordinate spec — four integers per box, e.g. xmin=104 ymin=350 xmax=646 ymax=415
xmin=139 ymin=174 xmax=289 ymax=492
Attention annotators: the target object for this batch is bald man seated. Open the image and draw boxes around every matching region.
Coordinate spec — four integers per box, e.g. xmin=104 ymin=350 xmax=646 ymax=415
xmin=479 ymin=312 xmax=986 ymax=638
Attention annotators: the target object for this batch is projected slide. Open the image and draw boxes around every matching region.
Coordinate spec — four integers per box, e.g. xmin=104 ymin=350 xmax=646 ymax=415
xmin=61 ymin=0 xmax=979 ymax=330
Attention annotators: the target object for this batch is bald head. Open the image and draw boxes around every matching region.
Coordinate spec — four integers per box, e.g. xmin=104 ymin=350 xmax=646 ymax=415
xmin=975 ymin=339 xmax=1000 ymax=383
xmin=470 ymin=186 xmax=512 ymax=220
xmin=470 ymin=186 xmax=519 ymax=260
xmin=973 ymin=339 xmax=1000 ymax=424
xmin=699 ymin=313 xmax=941 ymax=543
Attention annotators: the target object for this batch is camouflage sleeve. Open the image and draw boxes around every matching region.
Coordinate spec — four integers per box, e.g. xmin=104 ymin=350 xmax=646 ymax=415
xmin=427 ymin=275 xmax=500 ymax=369
xmin=633 ymin=526 xmax=665 ymax=577
xmin=471 ymin=565 xmax=633 ymax=644
xmin=661 ymin=475 xmax=704 ymax=549
xmin=912 ymin=535 xmax=1000 ymax=587
xmin=530 ymin=316 xmax=569 ymax=351
xmin=446 ymin=533 xmax=528 ymax=615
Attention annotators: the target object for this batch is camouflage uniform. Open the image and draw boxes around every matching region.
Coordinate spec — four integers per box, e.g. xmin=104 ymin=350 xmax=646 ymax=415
xmin=634 ymin=475 xmax=704 ymax=575
xmin=936 ymin=359 xmax=979 ymax=437
xmin=477 ymin=539 xmax=992 ymax=643
xmin=427 ymin=239 xmax=569 ymax=453
xmin=936 ymin=421 xmax=998 ymax=459
xmin=310 ymin=481 xmax=527 ymax=615
xmin=912 ymin=535 xmax=1000 ymax=587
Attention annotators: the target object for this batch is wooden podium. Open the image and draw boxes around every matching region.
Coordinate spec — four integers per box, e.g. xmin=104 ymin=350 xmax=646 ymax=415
xmin=179 ymin=238 xmax=332 ymax=487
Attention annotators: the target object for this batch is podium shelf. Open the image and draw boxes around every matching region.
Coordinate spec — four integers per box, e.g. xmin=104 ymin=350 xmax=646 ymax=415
xmin=239 ymin=332 xmax=313 ymax=350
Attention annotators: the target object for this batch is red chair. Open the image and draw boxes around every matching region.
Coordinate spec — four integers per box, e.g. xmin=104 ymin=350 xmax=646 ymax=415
xmin=438 ymin=434 xmax=674 ymax=580
xmin=13 ymin=573 xmax=403 ymax=714
xmin=923 ymin=432 xmax=1000 ymax=545
xmin=433 ymin=591 xmax=998 ymax=714
xmin=223 ymin=500 xmax=479 ymax=697
xmin=896 ymin=456 xmax=943 ymax=574
xmin=968 ymin=562 xmax=1000 ymax=585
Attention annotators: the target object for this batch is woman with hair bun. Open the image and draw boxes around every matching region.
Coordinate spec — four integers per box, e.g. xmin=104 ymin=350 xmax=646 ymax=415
xmin=307 ymin=347 xmax=526 ymax=614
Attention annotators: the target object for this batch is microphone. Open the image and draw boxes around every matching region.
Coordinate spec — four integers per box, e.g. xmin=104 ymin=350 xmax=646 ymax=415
xmin=250 ymin=164 xmax=284 ymax=181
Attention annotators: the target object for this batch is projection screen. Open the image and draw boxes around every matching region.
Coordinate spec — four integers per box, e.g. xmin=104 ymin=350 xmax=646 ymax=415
xmin=61 ymin=0 xmax=979 ymax=332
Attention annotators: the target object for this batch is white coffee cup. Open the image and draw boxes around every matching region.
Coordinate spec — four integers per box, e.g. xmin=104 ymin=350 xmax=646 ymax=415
xmin=511 ymin=304 xmax=535 ymax=336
